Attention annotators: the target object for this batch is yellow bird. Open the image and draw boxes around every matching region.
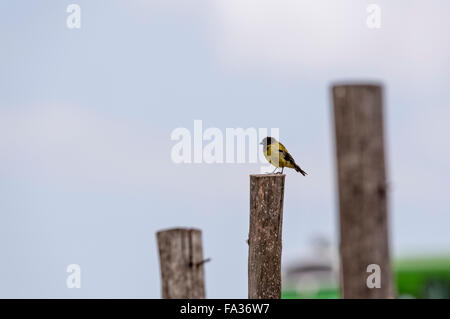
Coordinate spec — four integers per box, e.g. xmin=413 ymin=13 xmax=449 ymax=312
xmin=260 ymin=137 xmax=307 ymax=176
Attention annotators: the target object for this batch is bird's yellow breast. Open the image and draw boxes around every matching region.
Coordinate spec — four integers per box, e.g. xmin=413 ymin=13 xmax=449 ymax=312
xmin=264 ymin=143 xmax=294 ymax=168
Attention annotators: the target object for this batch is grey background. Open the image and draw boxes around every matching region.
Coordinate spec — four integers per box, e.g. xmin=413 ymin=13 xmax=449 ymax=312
xmin=1 ymin=1 xmax=449 ymax=297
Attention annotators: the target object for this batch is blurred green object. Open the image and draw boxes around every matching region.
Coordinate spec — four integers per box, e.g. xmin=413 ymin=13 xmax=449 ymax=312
xmin=395 ymin=257 xmax=450 ymax=298
xmin=282 ymin=288 xmax=339 ymax=299
xmin=282 ymin=256 xmax=450 ymax=299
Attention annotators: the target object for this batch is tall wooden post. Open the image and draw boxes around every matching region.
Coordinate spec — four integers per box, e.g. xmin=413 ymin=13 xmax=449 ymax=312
xmin=332 ymin=84 xmax=394 ymax=298
xmin=248 ymin=174 xmax=285 ymax=299
xmin=156 ymin=228 xmax=206 ymax=299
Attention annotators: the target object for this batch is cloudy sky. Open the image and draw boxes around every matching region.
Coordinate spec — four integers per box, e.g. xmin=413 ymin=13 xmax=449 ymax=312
xmin=1 ymin=0 xmax=449 ymax=298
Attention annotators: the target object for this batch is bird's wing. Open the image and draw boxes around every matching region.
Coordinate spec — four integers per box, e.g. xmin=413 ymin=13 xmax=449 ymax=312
xmin=277 ymin=142 xmax=288 ymax=153
xmin=277 ymin=142 xmax=296 ymax=164
xmin=279 ymin=148 xmax=296 ymax=164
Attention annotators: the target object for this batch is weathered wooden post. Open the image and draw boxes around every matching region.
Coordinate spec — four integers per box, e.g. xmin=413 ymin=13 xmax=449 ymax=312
xmin=248 ymin=174 xmax=285 ymax=299
xmin=156 ymin=228 xmax=206 ymax=298
xmin=332 ymin=84 xmax=394 ymax=298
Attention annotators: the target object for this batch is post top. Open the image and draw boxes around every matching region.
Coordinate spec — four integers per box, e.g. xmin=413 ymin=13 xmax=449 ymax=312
xmin=156 ymin=227 xmax=202 ymax=236
xmin=250 ymin=174 xmax=286 ymax=178
xmin=331 ymin=82 xmax=383 ymax=88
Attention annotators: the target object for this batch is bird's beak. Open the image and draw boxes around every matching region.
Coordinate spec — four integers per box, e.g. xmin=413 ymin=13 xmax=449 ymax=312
xmin=259 ymin=142 xmax=262 ymax=145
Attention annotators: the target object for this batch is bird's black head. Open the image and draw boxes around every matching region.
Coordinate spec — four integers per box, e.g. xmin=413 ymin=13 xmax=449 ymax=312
xmin=260 ymin=136 xmax=277 ymax=146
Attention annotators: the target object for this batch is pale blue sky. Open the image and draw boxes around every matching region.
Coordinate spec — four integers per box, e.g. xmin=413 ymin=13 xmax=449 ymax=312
xmin=1 ymin=1 xmax=450 ymax=298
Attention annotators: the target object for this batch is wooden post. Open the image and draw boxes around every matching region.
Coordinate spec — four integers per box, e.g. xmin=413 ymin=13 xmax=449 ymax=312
xmin=156 ymin=228 xmax=206 ymax=299
xmin=248 ymin=174 xmax=285 ymax=299
xmin=332 ymin=84 xmax=394 ymax=298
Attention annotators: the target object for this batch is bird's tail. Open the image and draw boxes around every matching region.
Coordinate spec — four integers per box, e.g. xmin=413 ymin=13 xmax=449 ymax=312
xmin=294 ymin=164 xmax=307 ymax=176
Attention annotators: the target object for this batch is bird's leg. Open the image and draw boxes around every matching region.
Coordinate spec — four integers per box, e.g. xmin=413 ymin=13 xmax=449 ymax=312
xmin=272 ymin=167 xmax=279 ymax=174
xmin=281 ymin=167 xmax=284 ymax=174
